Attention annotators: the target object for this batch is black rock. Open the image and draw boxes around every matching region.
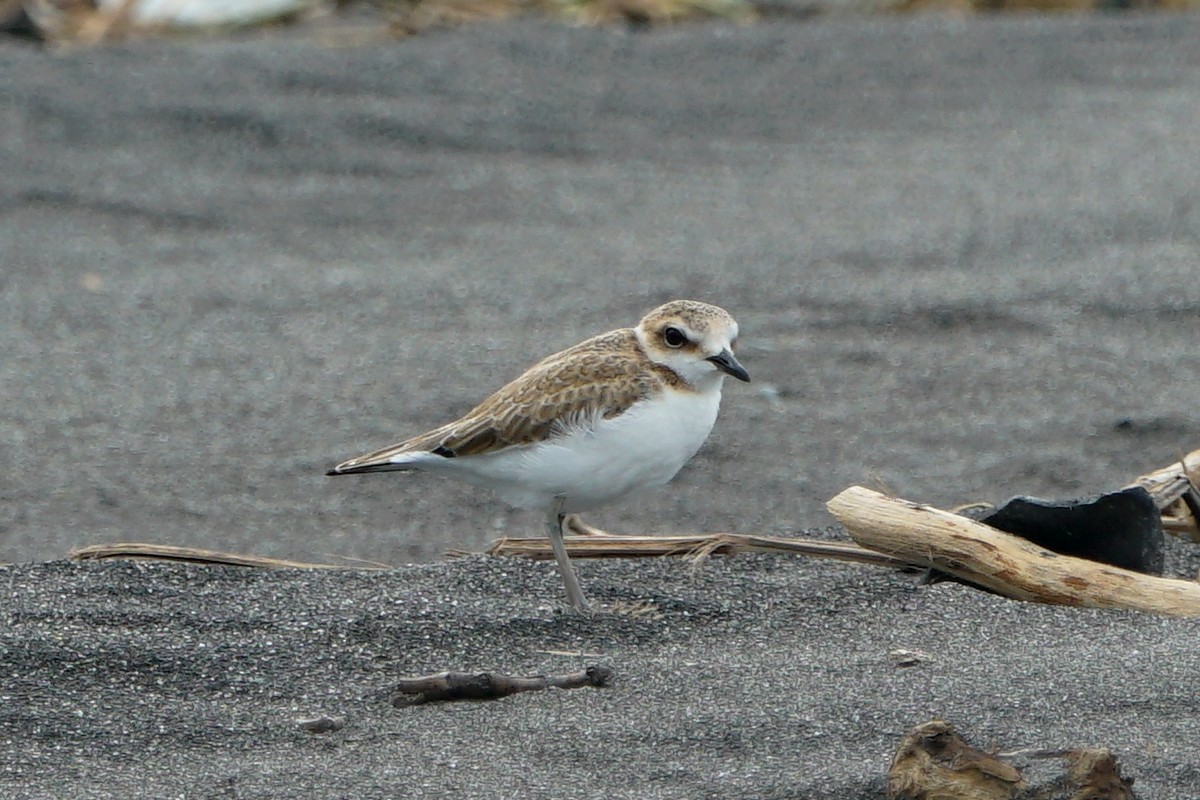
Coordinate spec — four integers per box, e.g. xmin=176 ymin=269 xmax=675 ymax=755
xmin=980 ymin=487 xmax=1164 ymax=575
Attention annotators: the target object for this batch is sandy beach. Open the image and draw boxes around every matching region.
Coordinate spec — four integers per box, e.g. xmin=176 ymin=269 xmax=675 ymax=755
xmin=3 ymin=13 xmax=1200 ymax=798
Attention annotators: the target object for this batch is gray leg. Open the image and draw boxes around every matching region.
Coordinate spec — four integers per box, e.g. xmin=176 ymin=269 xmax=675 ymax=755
xmin=545 ymin=498 xmax=589 ymax=613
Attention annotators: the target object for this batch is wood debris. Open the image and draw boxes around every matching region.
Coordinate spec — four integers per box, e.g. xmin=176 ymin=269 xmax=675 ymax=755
xmin=390 ymin=666 xmax=612 ymax=707
xmin=295 ymin=715 xmax=346 ymax=734
xmin=826 ymin=485 xmax=1200 ymax=616
xmin=887 ymin=719 xmax=1023 ymax=800
xmin=887 ymin=720 xmax=1138 ymax=800
xmin=1127 ymin=449 xmax=1200 ymax=542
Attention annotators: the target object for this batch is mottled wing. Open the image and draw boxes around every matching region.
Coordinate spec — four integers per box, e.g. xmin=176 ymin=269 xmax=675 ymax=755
xmin=331 ymin=329 xmax=661 ymax=472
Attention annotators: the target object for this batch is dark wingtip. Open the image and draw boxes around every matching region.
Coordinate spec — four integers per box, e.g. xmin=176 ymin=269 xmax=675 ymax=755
xmin=327 ymin=463 xmax=371 ymax=476
xmin=325 ymin=460 xmax=414 ymax=476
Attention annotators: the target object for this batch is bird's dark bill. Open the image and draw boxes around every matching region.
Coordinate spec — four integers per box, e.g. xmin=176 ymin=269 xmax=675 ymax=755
xmin=706 ymin=349 xmax=750 ymax=382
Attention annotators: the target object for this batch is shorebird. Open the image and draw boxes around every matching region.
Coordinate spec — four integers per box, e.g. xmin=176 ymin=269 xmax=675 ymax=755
xmin=327 ymin=300 xmax=749 ymax=612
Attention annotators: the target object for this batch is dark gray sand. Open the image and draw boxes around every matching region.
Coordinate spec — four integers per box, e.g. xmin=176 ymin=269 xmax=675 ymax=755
xmin=3 ymin=13 xmax=1200 ymax=799
xmin=7 ymin=556 xmax=1200 ymax=799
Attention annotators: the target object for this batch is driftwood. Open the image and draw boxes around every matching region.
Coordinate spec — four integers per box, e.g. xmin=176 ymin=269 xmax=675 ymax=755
xmin=887 ymin=720 xmax=1024 ymax=800
xmin=390 ymin=666 xmax=612 ymax=707
xmin=1127 ymin=449 xmax=1200 ymax=541
xmin=827 ymin=486 xmax=1200 ymax=616
xmin=887 ymin=720 xmax=1136 ymax=800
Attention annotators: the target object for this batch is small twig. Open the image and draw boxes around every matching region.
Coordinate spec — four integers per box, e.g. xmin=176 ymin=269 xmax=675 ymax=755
xmin=295 ymin=715 xmax=346 ymax=734
xmin=390 ymin=666 xmax=612 ymax=707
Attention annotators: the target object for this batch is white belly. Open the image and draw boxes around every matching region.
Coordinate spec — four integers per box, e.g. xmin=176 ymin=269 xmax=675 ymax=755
xmin=429 ymin=386 xmax=724 ymax=513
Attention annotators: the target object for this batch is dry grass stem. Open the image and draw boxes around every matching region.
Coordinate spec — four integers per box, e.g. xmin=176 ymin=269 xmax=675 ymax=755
xmin=69 ymin=542 xmax=384 ymax=569
xmin=485 ymin=532 xmax=912 ymax=569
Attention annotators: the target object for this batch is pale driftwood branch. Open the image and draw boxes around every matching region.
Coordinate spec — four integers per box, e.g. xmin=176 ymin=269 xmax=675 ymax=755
xmin=68 ymin=543 xmax=381 ymax=570
xmin=390 ymin=666 xmax=612 ymax=707
xmin=1128 ymin=447 xmax=1200 ymax=542
xmin=827 ymin=486 xmax=1200 ymax=617
xmin=1128 ymin=447 xmax=1200 ymax=507
xmin=483 ymin=533 xmax=911 ymax=569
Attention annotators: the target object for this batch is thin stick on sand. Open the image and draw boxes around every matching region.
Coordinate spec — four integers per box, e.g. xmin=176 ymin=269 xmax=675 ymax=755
xmin=68 ymin=543 xmax=379 ymax=570
xmin=484 ymin=533 xmax=911 ymax=568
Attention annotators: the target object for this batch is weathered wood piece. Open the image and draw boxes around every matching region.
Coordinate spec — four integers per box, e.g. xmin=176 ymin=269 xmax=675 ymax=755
xmin=887 ymin=720 xmax=1024 ymax=800
xmin=887 ymin=720 xmax=1138 ymax=800
xmin=295 ymin=715 xmax=346 ymax=734
xmin=390 ymin=666 xmax=612 ymax=707
xmin=1128 ymin=448 xmax=1200 ymax=542
xmin=826 ymin=486 xmax=1200 ymax=616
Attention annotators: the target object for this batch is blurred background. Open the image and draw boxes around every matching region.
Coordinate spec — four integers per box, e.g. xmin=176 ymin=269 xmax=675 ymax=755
xmin=2 ymin=5 xmax=1199 ymax=566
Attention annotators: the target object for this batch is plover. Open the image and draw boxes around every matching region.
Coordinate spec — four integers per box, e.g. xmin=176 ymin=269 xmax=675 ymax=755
xmin=327 ymin=300 xmax=749 ymax=612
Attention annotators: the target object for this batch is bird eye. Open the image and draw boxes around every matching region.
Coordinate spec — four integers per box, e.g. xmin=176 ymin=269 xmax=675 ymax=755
xmin=663 ymin=326 xmax=687 ymax=348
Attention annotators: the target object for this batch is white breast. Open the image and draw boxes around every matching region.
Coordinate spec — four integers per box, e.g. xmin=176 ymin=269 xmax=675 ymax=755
xmin=432 ymin=384 xmax=725 ymax=513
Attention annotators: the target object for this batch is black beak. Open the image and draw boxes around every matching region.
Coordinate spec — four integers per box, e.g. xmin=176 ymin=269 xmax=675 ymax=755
xmin=706 ymin=348 xmax=750 ymax=382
